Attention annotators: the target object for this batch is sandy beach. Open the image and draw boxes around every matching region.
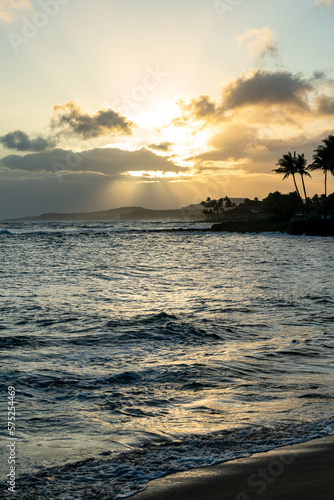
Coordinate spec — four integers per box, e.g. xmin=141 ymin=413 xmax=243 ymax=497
xmin=132 ymin=434 xmax=334 ymax=500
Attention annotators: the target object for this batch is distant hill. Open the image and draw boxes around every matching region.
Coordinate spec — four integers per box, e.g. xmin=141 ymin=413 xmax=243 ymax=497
xmin=16 ymin=200 xmax=244 ymax=222
xmin=15 ymin=204 xmax=203 ymax=222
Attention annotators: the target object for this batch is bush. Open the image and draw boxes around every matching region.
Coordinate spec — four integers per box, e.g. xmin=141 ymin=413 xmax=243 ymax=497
xmin=262 ymin=191 xmax=302 ymax=220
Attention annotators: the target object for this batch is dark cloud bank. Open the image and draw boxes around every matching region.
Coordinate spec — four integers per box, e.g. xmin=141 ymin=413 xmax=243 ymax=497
xmin=0 ymin=147 xmax=181 ymax=176
xmin=0 ymin=130 xmax=55 ymax=152
xmin=0 ymin=147 xmax=184 ymax=219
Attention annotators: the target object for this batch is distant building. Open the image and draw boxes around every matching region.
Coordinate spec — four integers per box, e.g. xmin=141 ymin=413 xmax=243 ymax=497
xmin=222 ymin=200 xmax=264 ymax=220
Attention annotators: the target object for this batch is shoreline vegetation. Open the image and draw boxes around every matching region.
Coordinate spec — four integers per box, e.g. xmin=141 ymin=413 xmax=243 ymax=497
xmin=203 ymin=135 xmax=334 ymax=236
xmin=8 ymin=196 xmax=334 ymax=236
xmin=11 ymin=193 xmax=334 ymax=236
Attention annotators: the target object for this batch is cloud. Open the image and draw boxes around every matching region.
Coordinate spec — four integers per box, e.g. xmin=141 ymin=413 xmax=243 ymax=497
xmin=0 ymin=130 xmax=55 ymax=152
xmin=0 ymin=0 xmax=32 ymax=22
xmin=148 ymin=142 xmax=173 ymax=152
xmin=316 ymin=95 xmax=334 ymax=114
xmin=192 ymin=127 xmax=326 ymax=175
xmin=165 ymin=67 xmax=334 ymax=189
xmin=52 ymin=101 xmax=136 ymax=139
xmin=184 ymin=95 xmax=217 ymax=119
xmin=0 ymin=147 xmax=183 ymax=177
xmin=312 ymin=70 xmax=329 ymax=81
xmin=222 ymin=70 xmax=312 ymax=111
xmin=0 ymin=101 xmax=136 ymax=154
xmin=0 ymin=147 xmax=187 ymax=218
xmin=171 ymin=95 xmax=219 ymax=128
xmin=314 ymin=0 xmax=334 ymax=8
xmin=235 ymin=27 xmax=279 ymax=63
xmin=195 ymin=123 xmax=268 ymax=163
xmin=175 ymin=70 xmax=314 ymax=127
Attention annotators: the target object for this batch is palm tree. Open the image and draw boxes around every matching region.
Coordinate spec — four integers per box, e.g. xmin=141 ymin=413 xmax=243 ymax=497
xmin=201 ymin=197 xmax=225 ymax=221
xmin=308 ymin=135 xmax=334 ymax=216
xmin=223 ymin=196 xmax=236 ymax=209
xmin=216 ymin=198 xmax=225 ymax=220
xmin=273 ymin=151 xmax=302 ymax=200
xmin=295 ymin=153 xmax=311 ymax=217
xmin=201 ymin=197 xmax=214 ymax=221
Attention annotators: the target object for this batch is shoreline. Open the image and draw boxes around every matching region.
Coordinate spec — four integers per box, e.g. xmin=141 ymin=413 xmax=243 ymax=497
xmin=211 ymin=218 xmax=334 ymax=236
xmin=132 ymin=434 xmax=334 ymax=500
xmin=3 ymin=217 xmax=333 ymax=237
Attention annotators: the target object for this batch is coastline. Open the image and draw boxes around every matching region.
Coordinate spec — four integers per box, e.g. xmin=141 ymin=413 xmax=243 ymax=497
xmin=5 ymin=217 xmax=333 ymax=237
xmin=211 ymin=218 xmax=334 ymax=236
xmin=211 ymin=219 xmax=289 ymax=233
xmin=4 ymin=212 xmax=334 ymax=238
xmin=132 ymin=434 xmax=334 ymax=500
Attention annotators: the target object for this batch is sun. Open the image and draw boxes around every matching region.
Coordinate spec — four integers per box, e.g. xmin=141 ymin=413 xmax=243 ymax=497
xmin=133 ymin=98 xmax=180 ymax=129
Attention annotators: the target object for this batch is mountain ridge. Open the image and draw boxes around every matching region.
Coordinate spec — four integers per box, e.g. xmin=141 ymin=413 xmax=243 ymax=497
xmin=13 ymin=199 xmax=245 ymax=222
xmin=14 ymin=204 xmax=205 ymax=222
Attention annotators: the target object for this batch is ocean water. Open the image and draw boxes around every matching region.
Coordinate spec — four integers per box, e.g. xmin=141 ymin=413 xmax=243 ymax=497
xmin=0 ymin=220 xmax=334 ymax=499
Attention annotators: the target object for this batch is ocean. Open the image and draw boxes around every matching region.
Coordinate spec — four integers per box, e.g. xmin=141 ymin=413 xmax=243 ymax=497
xmin=1 ymin=220 xmax=334 ymax=499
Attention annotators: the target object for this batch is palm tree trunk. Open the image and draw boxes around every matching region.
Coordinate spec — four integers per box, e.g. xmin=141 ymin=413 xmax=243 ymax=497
xmin=324 ymin=169 xmax=327 ymax=217
xmin=300 ymin=174 xmax=310 ymax=217
xmin=292 ymin=174 xmax=303 ymax=214
xmin=292 ymin=174 xmax=302 ymax=200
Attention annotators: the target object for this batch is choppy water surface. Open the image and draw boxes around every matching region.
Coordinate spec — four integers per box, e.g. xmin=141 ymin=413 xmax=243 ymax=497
xmin=1 ymin=221 xmax=333 ymax=499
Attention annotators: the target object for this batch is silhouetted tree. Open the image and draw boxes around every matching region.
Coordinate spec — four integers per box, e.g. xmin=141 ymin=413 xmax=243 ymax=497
xmin=263 ymin=191 xmax=302 ymax=220
xmin=201 ymin=197 xmax=214 ymax=220
xmin=273 ymin=151 xmax=302 ymax=200
xmin=224 ymin=196 xmax=234 ymax=209
xmin=201 ymin=197 xmax=225 ymax=221
xmin=295 ymin=153 xmax=311 ymax=216
xmin=311 ymin=194 xmax=321 ymax=209
xmin=310 ymin=194 xmax=326 ymax=213
xmin=308 ymin=135 xmax=334 ymax=216
xmin=327 ymin=192 xmax=334 ymax=213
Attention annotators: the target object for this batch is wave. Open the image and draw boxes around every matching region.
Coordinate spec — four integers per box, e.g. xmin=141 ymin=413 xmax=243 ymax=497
xmin=5 ymin=418 xmax=334 ymax=499
xmin=0 ymin=335 xmax=48 ymax=348
xmin=0 ymin=361 xmax=228 ymax=393
xmin=304 ymin=294 xmax=334 ymax=305
xmin=0 ymin=221 xmax=210 ymax=238
xmin=2 ymin=312 xmax=223 ymax=350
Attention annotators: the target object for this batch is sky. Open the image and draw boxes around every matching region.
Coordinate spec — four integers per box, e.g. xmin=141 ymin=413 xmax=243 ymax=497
xmin=1 ymin=0 xmax=334 ymax=218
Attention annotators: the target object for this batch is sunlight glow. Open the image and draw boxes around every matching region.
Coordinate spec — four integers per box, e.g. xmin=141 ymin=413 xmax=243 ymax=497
xmin=125 ymin=170 xmax=192 ymax=179
xmin=101 ymin=142 xmax=142 ymax=152
xmin=133 ymin=98 xmax=180 ymax=129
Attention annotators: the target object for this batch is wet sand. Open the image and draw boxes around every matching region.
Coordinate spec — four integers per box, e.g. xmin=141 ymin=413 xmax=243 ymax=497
xmin=132 ymin=434 xmax=334 ymax=500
